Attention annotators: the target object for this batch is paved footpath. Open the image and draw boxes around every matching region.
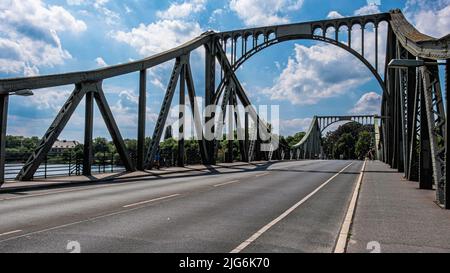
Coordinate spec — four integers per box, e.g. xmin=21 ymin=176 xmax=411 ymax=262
xmin=347 ymin=161 xmax=450 ymax=253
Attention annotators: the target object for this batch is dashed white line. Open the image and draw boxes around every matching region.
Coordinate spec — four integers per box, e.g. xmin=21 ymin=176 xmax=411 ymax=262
xmin=230 ymin=163 xmax=354 ymax=253
xmin=214 ymin=180 xmax=240 ymax=187
xmin=122 ymin=194 xmax=181 ymax=208
xmin=255 ymin=173 xmax=269 ymax=178
xmin=0 ymin=230 xmax=22 ymax=237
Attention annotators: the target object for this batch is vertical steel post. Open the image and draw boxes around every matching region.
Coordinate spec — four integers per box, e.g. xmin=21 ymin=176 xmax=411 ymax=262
xmin=245 ymin=112 xmax=249 ymax=162
xmin=348 ymin=27 xmax=352 ymax=48
xmin=375 ymin=24 xmax=379 ymax=72
xmin=361 ymin=25 xmax=365 ymax=58
xmin=137 ymin=69 xmax=147 ymax=171
xmin=446 ymin=60 xmax=449 ymax=209
xmin=0 ymin=95 xmax=8 ymax=185
xmin=227 ymin=89 xmax=234 ymax=163
xmin=178 ymin=64 xmax=186 ymax=167
xmin=205 ymin=42 xmax=216 ymax=164
xmin=419 ymin=84 xmax=433 ymax=190
xmin=83 ymin=91 xmax=94 ymax=176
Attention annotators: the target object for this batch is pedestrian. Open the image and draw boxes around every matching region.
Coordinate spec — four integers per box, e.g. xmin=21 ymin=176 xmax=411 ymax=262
xmin=154 ymin=151 xmax=161 ymax=170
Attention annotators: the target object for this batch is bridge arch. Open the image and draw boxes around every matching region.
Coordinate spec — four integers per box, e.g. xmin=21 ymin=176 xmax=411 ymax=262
xmin=213 ymin=33 xmax=387 ymax=105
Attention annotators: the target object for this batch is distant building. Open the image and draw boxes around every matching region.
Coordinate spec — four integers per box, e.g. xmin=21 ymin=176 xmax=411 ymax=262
xmin=51 ymin=140 xmax=80 ymax=154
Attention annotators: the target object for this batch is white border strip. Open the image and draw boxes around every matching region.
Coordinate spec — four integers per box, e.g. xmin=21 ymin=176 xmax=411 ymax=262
xmin=0 ymin=230 xmax=22 ymax=237
xmin=334 ymin=160 xmax=367 ymax=253
xmin=123 ymin=194 xmax=181 ymax=208
xmin=230 ymin=163 xmax=354 ymax=253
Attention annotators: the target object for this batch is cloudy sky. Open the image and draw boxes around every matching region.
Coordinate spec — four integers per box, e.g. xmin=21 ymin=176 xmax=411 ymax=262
xmin=0 ymin=0 xmax=449 ymax=140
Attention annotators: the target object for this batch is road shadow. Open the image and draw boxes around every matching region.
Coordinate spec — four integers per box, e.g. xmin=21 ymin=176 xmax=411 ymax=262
xmin=0 ymin=161 xmax=358 ymax=195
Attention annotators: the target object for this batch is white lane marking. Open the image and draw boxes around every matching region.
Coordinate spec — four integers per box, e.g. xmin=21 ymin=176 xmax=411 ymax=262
xmin=123 ymin=194 xmax=181 ymax=208
xmin=0 ymin=230 xmax=22 ymax=237
xmin=255 ymin=173 xmax=269 ymax=178
xmin=214 ymin=180 xmax=240 ymax=187
xmin=0 ymin=193 xmax=184 ymax=244
xmin=334 ymin=160 xmax=367 ymax=253
xmin=0 ymin=186 xmax=112 ymax=201
xmin=230 ymin=162 xmax=354 ymax=253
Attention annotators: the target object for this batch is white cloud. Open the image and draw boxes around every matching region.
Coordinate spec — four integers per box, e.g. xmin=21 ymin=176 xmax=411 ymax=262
xmin=354 ymin=3 xmax=380 ymax=16
xmin=405 ymin=0 xmax=450 ymax=38
xmin=350 ymin=92 xmax=381 ymax=115
xmin=112 ymin=20 xmax=203 ymax=57
xmin=157 ymin=0 xmax=207 ymax=20
xmin=67 ymin=0 xmax=85 ymax=5
xmin=209 ymin=8 xmax=224 ymax=23
xmin=280 ymin=118 xmax=312 ymax=135
xmin=95 ymin=57 xmax=108 ymax=67
xmin=230 ymin=0 xmax=304 ymax=26
xmin=262 ymin=43 xmax=371 ymax=105
xmin=327 ymin=11 xmax=344 ymax=19
xmin=0 ymin=0 xmax=86 ymax=75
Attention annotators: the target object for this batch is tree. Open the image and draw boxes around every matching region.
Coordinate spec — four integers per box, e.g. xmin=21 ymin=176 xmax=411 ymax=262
xmin=286 ymin=132 xmax=306 ymax=147
xmin=322 ymin=123 xmax=374 ymax=159
xmin=335 ymin=133 xmax=355 ymax=159
xmin=355 ymin=131 xmax=372 ymax=159
xmin=93 ymin=137 xmax=109 ymax=154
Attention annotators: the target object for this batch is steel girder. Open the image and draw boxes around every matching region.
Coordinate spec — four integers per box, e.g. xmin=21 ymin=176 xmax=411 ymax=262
xmin=144 ymin=57 xmax=184 ymax=169
xmin=0 ymin=95 xmax=8 ymax=185
xmin=137 ymin=70 xmax=147 ymax=171
xmin=16 ymin=84 xmax=87 ymax=181
xmin=293 ymin=115 xmax=377 ymax=160
xmin=0 ymin=9 xmax=447 ymax=210
xmin=421 ymin=64 xmax=446 ymax=206
xmin=16 ymin=82 xmax=134 ymax=181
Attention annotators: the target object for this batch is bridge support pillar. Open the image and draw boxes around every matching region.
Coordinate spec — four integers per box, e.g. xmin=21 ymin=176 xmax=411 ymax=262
xmin=137 ymin=70 xmax=147 ymax=171
xmin=83 ymin=91 xmax=94 ymax=176
xmin=0 ymin=95 xmax=8 ymax=185
xmin=205 ymin=42 xmax=216 ymax=165
xmin=445 ymin=59 xmax=449 ymax=209
xmin=178 ymin=64 xmax=186 ymax=167
xmin=419 ymin=86 xmax=433 ymax=190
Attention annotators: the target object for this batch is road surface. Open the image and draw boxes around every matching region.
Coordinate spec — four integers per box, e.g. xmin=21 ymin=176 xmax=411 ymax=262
xmin=0 ymin=160 xmax=363 ymax=253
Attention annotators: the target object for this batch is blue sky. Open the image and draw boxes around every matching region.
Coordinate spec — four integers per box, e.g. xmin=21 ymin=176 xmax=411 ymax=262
xmin=1 ymin=0 xmax=449 ymax=141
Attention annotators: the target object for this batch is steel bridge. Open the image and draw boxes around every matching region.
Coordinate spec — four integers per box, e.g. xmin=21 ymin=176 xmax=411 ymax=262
xmin=0 ymin=10 xmax=449 ymax=208
xmin=289 ymin=115 xmax=378 ymax=160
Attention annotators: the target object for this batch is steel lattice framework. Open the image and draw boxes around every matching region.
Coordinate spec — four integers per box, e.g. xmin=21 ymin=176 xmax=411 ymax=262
xmin=0 ymin=9 xmax=448 ymax=208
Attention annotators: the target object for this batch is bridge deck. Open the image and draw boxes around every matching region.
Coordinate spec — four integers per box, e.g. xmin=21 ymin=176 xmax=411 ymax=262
xmin=348 ymin=161 xmax=450 ymax=253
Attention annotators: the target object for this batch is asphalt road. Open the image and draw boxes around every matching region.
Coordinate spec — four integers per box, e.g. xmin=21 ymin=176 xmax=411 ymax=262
xmin=0 ymin=160 xmax=363 ymax=253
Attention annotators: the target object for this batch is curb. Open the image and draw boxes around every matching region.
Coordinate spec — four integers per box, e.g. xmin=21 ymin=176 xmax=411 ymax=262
xmin=0 ymin=161 xmax=276 ymax=194
xmin=334 ymin=159 xmax=367 ymax=253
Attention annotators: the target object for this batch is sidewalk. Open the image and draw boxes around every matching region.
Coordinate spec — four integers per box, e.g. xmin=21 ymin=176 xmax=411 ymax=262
xmin=0 ymin=161 xmax=271 ymax=194
xmin=347 ymin=161 xmax=450 ymax=253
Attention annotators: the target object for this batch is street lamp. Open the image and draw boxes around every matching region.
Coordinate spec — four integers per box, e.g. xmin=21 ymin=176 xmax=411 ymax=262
xmin=11 ymin=89 xmax=34 ymax=97
xmin=388 ymin=59 xmax=446 ymax=69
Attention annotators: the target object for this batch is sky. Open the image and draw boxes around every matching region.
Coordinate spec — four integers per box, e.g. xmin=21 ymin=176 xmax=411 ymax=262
xmin=0 ymin=0 xmax=449 ymax=141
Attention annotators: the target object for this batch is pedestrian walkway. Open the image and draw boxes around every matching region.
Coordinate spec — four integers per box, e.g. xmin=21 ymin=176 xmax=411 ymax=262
xmin=0 ymin=161 xmax=272 ymax=193
xmin=347 ymin=161 xmax=450 ymax=253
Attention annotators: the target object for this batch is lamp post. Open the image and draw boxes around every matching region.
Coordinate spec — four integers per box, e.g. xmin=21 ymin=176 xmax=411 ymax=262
xmin=0 ymin=89 xmax=34 ymax=186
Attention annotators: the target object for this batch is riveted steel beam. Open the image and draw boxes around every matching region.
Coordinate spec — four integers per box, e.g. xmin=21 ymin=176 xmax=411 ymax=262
xmin=16 ymin=84 xmax=88 ymax=181
xmin=421 ymin=63 xmax=446 ymax=205
xmin=185 ymin=61 xmax=209 ymax=164
xmin=145 ymin=57 xmax=184 ymax=169
xmin=0 ymin=95 xmax=8 ymax=185
xmin=137 ymin=69 xmax=147 ymax=171
xmin=94 ymin=84 xmax=135 ymax=172
xmin=83 ymin=91 xmax=94 ymax=176
xmin=178 ymin=62 xmax=186 ymax=167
